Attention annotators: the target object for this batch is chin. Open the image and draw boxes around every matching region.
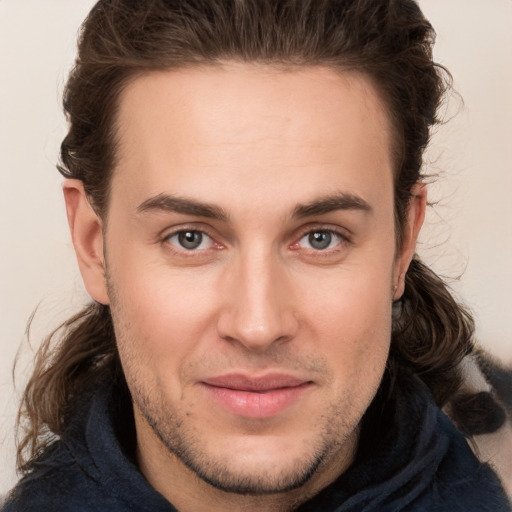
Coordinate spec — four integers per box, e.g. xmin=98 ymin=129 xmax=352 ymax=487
xmin=175 ymin=438 xmax=336 ymax=495
xmin=137 ymin=390 xmax=359 ymax=496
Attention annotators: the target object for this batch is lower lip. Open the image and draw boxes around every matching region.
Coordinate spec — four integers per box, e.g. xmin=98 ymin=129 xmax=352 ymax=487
xmin=201 ymin=383 xmax=312 ymax=419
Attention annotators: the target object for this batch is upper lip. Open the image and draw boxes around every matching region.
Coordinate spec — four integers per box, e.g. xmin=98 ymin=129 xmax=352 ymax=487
xmin=202 ymin=373 xmax=311 ymax=392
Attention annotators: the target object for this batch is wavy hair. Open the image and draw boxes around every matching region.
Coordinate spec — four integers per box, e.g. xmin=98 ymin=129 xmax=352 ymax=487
xmin=17 ymin=0 xmax=476 ymax=471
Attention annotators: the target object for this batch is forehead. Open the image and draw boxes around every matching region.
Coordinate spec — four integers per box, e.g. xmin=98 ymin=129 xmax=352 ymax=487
xmin=112 ymin=64 xmax=393 ymax=214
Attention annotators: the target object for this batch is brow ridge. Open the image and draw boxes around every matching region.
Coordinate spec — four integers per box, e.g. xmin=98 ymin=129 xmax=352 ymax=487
xmin=292 ymin=193 xmax=372 ymax=218
xmin=136 ymin=194 xmax=228 ymax=221
xmin=136 ymin=191 xmax=371 ymax=221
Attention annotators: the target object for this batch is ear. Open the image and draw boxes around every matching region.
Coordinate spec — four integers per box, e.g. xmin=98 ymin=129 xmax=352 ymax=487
xmin=63 ymin=180 xmax=109 ymax=305
xmin=392 ymin=182 xmax=427 ymax=300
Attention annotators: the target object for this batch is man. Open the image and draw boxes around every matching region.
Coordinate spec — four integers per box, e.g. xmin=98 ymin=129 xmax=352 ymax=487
xmin=2 ymin=0 xmax=510 ymax=510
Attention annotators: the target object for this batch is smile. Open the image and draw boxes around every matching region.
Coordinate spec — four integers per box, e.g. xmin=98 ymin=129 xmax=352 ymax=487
xmin=201 ymin=374 xmax=313 ymax=419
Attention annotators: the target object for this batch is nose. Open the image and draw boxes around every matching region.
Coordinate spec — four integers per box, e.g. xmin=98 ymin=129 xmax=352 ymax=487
xmin=216 ymin=248 xmax=298 ymax=353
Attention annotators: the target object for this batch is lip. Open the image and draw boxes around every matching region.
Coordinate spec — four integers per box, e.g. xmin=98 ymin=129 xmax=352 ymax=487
xmin=201 ymin=373 xmax=313 ymax=419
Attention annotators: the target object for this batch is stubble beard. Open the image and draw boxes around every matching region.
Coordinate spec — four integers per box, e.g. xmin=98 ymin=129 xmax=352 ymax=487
xmin=106 ymin=276 xmax=370 ymax=497
xmin=128 ymin=377 xmax=360 ymax=496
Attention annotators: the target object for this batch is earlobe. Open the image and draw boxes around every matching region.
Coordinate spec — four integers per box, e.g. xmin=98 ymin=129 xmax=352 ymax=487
xmin=393 ymin=182 xmax=427 ymax=300
xmin=63 ymin=180 xmax=109 ymax=305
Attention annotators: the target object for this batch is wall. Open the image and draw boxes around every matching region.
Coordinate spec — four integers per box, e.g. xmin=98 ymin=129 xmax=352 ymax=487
xmin=1 ymin=0 xmax=511 ymax=495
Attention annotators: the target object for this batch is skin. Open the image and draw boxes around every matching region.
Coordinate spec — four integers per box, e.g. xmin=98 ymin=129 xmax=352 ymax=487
xmin=64 ymin=64 xmax=426 ymax=512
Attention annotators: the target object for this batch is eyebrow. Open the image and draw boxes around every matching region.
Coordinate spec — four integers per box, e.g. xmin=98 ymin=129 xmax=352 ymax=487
xmin=136 ymin=191 xmax=371 ymax=221
xmin=136 ymin=194 xmax=229 ymax=221
xmin=292 ymin=193 xmax=372 ymax=218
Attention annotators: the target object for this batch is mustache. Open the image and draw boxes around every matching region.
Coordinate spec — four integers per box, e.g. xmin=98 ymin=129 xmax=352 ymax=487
xmin=181 ymin=345 xmax=329 ymax=380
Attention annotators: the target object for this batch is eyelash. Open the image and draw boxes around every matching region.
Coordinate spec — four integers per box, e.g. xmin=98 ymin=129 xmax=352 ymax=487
xmin=291 ymin=226 xmax=352 ymax=255
xmin=161 ymin=225 xmax=222 ymax=257
xmin=160 ymin=225 xmax=351 ymax=257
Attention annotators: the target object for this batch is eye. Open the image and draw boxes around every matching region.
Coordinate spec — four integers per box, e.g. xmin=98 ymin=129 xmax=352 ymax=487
xmin=298 ymin=230 xmax=343 ymax=251
xmin=166 ymin=230 xmax=214 ymax=251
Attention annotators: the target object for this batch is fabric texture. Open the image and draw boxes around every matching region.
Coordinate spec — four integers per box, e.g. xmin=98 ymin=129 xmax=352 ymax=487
xmin=3 ymin=368 xmax=511 ymax=512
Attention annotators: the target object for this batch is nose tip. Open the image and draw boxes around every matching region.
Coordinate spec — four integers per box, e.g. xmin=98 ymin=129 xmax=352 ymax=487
xmin=217 ymin=317 xmax=296 ymax=353
xmin=216 ymin=261 xmax=298 ymax=352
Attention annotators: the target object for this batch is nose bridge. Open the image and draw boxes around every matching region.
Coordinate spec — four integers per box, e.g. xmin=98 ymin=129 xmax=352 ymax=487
xmin=217 ymin=243 xmax=297 ymax=351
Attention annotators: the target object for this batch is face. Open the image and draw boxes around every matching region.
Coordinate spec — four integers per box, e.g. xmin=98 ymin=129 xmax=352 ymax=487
xmin=68 ymin=64 xmax=423 ymax=503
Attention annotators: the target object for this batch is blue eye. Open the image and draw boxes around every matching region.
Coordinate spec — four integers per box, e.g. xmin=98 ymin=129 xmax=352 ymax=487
xmin=167 ymin=230 xmax=213 ymax=250
xmin=299 ymin=230 xmax=342 ymax=250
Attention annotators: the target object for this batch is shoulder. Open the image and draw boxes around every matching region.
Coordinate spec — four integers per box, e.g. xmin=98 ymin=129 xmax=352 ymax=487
xmin=370 ymin=368 xmax=510 ymax=511
xmin=402 ymin=399 xmax=511 ymax=512
xmin=2 ymin=384 xmax=175 ymax=512
xmin=1 ymin=441 xmax=123 ymax=512
xmin=445 ymin=350 xmax=512 ymax=496
xmin=424 ymin=415 xmax=510 ymax=511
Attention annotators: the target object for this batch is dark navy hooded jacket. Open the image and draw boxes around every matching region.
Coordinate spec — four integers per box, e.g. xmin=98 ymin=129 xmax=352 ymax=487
xmin=3 ymin=368 xmax=510 ymax=511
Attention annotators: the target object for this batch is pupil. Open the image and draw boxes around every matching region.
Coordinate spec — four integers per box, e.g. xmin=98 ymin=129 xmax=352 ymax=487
xmin=309 ymin=231 xmax=331 ymax=250
xmin=179 ymin=231 xmax=202 ymax=249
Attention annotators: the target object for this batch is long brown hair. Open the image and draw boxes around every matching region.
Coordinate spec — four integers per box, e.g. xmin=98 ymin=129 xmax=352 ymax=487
xmin=17 ymin=0 xmax=475 ymax=472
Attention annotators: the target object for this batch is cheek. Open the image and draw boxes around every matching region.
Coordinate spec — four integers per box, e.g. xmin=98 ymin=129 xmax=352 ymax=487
xmin=299 ymin=265 xmax=394 ymax=382
xmin=107 ymin=257 xmax=221 ymax=380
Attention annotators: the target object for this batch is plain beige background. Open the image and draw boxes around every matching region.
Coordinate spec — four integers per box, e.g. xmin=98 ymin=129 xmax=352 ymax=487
xmin=1 ymin=0 xmax=511 ymax=495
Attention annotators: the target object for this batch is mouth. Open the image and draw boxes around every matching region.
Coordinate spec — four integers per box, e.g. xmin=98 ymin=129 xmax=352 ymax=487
xmin=201 ymin=373 xmax=313 ymax=419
